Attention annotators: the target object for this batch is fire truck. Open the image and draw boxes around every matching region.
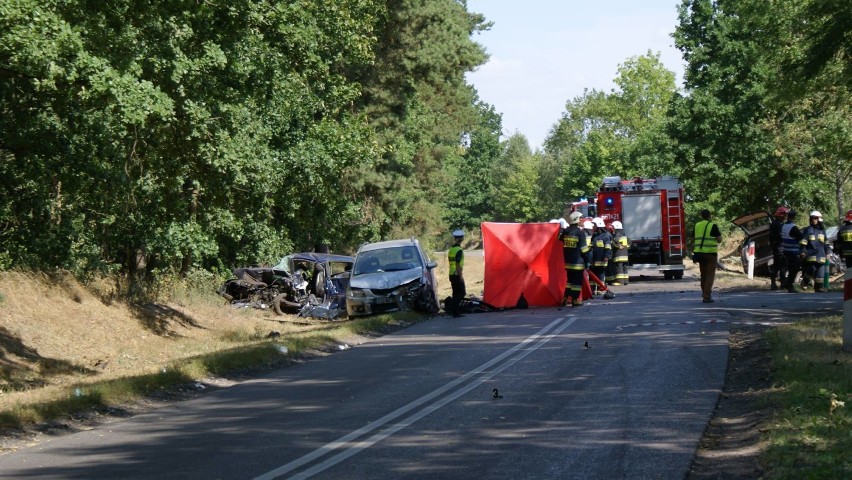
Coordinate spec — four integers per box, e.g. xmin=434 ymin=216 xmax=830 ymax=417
xmin=595 ymin=176 xmax=686 ymax=279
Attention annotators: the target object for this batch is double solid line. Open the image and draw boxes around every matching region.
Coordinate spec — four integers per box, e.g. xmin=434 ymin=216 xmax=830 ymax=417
xmin=253 ymin=315 xmax=577 ymax=480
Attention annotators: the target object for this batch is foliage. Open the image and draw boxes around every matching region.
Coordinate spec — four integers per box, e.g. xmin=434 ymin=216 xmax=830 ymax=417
xmin=0 ymin=0 xmax=489 ymax=280
xmin=544 ymin=52 xmax=678 ymax=210
xmin=671 ymin=0 xmax=850 ymax=224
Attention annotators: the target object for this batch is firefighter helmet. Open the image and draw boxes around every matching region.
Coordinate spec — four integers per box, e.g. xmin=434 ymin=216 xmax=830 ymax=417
xmin=809 ymin=210 xmax=822 ymax=219
xmin=592 ymin=217 xmax=605 ymax=228
xmin=568 ymin=212 xmax=583 ymax=225
xmin=774 ymin=206 xmax=789 ymax=218
xmin=582 ymin=220 xmax=593 ymax=230
xmin=612 ymin=220 xmax=623 ymax=230
xmin=846 ymin=210 xmax=852 ymax=222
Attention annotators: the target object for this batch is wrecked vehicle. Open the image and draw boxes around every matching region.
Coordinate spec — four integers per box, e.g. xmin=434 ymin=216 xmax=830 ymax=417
xmin=346 ymin=238 xmax=440 ymax=317
xmin=218 ymin=253 xmax=354 ymax=318
xmin=732 ymin=211 xmax=845 ymax=277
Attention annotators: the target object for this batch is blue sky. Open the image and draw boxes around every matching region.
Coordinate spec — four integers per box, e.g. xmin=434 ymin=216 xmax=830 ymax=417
xmin=465 ymin=0 xmax=686 ymax=150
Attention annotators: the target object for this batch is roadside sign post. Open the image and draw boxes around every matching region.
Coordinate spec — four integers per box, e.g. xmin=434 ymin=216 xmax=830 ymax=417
xmin=844 ymin=268 xmax=851 ymax=352
xmin=746 ymin=241 xmax=755 ymax=280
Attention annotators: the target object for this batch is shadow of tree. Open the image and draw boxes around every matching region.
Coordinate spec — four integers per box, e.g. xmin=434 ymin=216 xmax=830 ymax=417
xmin=0 ymin=326 xmax=96 ymax=391
xmin=130 ymin=303 xmax=206 ymax=337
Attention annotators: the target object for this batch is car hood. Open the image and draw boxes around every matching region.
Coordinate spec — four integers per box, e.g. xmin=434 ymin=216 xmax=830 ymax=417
xmin=349 ymin=268 xmax=423 ymax=290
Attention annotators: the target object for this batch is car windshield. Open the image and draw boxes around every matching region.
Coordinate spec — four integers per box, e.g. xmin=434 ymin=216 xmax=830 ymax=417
xmin=353 ymin=246 xmax=421 ymax=275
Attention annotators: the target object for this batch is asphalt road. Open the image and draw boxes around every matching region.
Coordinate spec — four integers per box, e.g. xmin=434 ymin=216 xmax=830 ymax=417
xmin=0 ymin=277 xmax=843 ymax=480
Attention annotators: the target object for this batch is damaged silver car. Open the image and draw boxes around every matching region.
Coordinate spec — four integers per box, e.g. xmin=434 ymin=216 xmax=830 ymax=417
xmin=346 ymin=238 xmax=440 ymax=317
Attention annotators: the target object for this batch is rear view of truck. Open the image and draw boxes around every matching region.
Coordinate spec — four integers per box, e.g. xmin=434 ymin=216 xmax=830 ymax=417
xmin=596 ymin=176 xmax=685 ymax=279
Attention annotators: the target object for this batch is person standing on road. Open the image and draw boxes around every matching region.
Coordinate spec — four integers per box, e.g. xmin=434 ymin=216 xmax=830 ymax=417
xmin=448 ymin=229 xmax=466 ymax=316
xmin=560 ymin=212 xmax=588 ymax=307
xmin=693 ymin=209 xmax=722 ymax=303
xmin=838 ymin=210 xmax=852 ymax=268
xmin=768 ymin=206 xmax=789 ymax=290
xmin=781 ymin=210 xmax=804 ymax=293
xmin=590 ymin=217 xmax=612 ymax=294
xmin=610 ymin=220 xmax=630 ymax=285
xmin=799 ymin=211 xmax=828 ymax=292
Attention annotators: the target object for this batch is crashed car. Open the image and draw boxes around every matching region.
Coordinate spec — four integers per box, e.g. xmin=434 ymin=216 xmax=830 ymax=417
xmin=732 ymin=211 xmax=845 ymax=277
xmin=219 ymin=253 xmax=354 ymax=317
xmin=346 ymin=238 xmax=440 ymax=317
xmin=732 ymin=211 xmax=775 ymax=276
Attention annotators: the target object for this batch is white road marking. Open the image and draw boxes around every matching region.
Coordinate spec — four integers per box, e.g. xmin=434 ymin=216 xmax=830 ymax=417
xmin=252 ymin=316 xmax=576 ymax=480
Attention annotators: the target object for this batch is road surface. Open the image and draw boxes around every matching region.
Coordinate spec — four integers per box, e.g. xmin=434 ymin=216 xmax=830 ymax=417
xmin=0 ymin=277 xmax=842 ymax=479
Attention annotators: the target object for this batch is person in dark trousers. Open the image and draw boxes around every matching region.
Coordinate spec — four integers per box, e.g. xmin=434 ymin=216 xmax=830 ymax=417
xmin=610 ymin=220 xmax=629 ymax=285
xmin=838 ymin=210 xmax=852 ymax=268
xmin=781 ymin=209 xmax=804 ymax=293
xmin=768 ymin=206 xmax=789 ymax=290
xmin=800 ymin=211 xmax=828 ymax=292
xmin=590 ymin=217 xmax=612 ymax=294
xmin=693 ymin=209 xmax=722 ymax=303
xmin=560 ymin=212 xmax=589 ymax=306
xmin=448 ymin=229 xmax=466 ymax=316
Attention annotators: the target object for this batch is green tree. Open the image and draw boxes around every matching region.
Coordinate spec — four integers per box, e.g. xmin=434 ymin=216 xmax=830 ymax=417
xmin=545 ymin=52 xmax=678 ymax=203
xmin=443 ymin=98 xmax=502 ymax=232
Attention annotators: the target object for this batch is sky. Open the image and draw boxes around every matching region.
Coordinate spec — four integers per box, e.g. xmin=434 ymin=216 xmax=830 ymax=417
xmin=465 ymin=0 xmax=687 ymax=151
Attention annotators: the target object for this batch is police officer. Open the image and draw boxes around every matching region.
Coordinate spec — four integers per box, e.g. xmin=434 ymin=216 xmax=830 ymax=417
xmin=448 ymin=229 xmax=466 ymax=316
xmin=560 ymin=212 xmax=588 ymax=306
xmin=800 ymin=211 xmax=828 ymax=292
xmin=769 ymin=206 xmax=789 ymax=290
xmin=838 ymin=210 xmax=852 ymax=268
xmin=693 ymin=209 xmax=721 ymax=303
xmin=610 ymin=220 xmax=629 ymax=285
xmin=590 ymin=217 xmax=612 ymax=294
xmin=781 ymin=210 xmax=804 ymax=293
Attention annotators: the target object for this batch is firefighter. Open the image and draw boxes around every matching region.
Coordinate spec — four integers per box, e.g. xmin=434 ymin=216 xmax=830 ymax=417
xmin=448 ymin=229 xmax=466 ymax=316
xmin=590 ymin=217 xmax=612 ymax=294
xmin=605 ymin=223 xmax=617 ymax=285
xmin=838 ymin=210 xmax=852 ymax=268
xmin=780 ymin=209 xmax=804 ymax=293
xmin=693 ymin=209 xmax=721 ymax=303
xmin=768 ymin=206 xmax=789 ymax=290
xmin=610 ymin=220 xmax=629 ymax=285
xmin=560 ymin=212 xmax=588 ymax=306
xmin=582 ymin=220 xmax=594 ymax=268
xmin=799 ymin=211 xmax=828 ymax=292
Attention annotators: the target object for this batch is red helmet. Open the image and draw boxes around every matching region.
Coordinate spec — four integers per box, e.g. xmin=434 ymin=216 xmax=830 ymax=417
xmin=846 ymin=209 xmax=852 ymax=221
xmin=774 ymin=206 xmax=789 ymax=218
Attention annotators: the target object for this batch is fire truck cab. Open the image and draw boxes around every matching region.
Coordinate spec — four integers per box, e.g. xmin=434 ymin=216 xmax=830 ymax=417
xmin=595 ymin=176 xmax=685 ymax=279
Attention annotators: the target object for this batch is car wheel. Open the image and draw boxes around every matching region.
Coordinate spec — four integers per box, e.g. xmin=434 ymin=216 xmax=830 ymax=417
xmin=273 ymin=293 xmax=300 ymax=315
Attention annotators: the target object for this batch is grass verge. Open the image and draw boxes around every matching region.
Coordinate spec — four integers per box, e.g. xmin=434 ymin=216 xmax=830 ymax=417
xmin=0 ymin=311 xmax=424 ymax=430
xmin=763 ymin=315 xmax=851 ymax=478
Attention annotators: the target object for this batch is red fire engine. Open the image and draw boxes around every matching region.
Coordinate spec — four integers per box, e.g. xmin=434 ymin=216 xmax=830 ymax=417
xmin=595 ymin=176 xmax=685 ymax=279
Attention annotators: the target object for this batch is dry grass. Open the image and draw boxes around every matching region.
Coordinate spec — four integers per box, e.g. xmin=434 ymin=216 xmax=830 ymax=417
xmin=0 ymin=251 xmax=487 ymax=426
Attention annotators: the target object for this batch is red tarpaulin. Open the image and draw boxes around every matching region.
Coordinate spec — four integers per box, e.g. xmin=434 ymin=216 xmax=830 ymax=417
xmin=482 ymin=222 xmax=566 ymax=308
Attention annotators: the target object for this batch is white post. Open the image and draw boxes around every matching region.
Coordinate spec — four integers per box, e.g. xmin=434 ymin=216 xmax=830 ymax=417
xmin=746 ymin=240 xmax=755 ymax=280
xmin=844 ymin=268 xmax=851 ymax=352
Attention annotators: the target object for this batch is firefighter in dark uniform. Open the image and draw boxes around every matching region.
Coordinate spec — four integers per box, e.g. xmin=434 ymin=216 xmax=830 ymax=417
xmin=768 ymin=206 xmax=789 ymax=290
xmin=560 ymin=212 xmax=588 ymax=306
xmin=448 ymin=229 xmax=466 ymax=316
xmin=590 ymin=217 xmax=612 ymax=294
xmin=605 ymin=223 xmax=617 ymax=285
xmin=838 ymin=210 xmax=852 ymax=268
xmin=781 ymin=210 xmax=804 ymax=293
xmin=611 ymin=220 xmax=629 ymax=285
xmin=799 ymin=211 xmax=828 ymax=292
